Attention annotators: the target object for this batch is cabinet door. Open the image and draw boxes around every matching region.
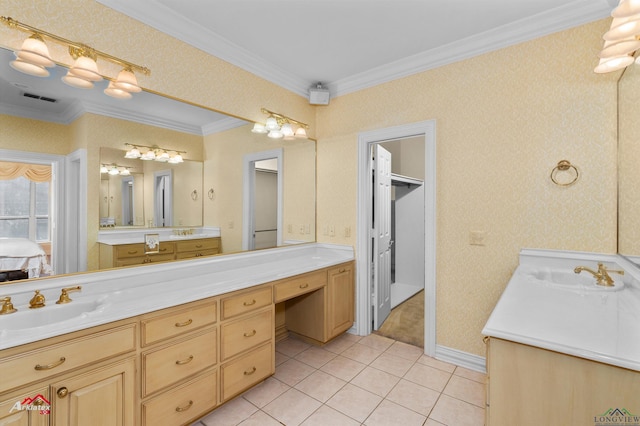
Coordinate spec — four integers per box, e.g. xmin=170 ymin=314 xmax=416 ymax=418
xmin=50 ymin=358 xmax=135 ymax=426
xmin=0 ymin=386 xmax=49 ymax=426
xmin=327 ymin=264 xmax=354 ymax=339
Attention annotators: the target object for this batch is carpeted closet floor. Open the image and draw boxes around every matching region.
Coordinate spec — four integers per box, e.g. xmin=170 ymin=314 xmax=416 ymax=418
xmin=375 ymin=290 xmax=424 ymax=347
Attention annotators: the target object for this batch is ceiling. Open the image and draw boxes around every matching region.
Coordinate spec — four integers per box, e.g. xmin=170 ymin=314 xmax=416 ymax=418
xmin=0 ymin=1 xmax=616 ymax=133
xmin=97 ymin=0 xmax=615 ymax=98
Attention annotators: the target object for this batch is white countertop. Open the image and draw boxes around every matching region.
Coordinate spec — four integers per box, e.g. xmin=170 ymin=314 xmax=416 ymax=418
xmin=482 ymin=249 xmax=640 ymax=371
xmin=97 ymin=227 xmax=221 ymax=245
xmin=0 ymin=243 xmax=354 ymax=350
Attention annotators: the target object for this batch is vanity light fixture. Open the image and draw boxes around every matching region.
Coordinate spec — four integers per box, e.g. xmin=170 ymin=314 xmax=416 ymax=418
xmin=124 ymin=143 xmax=185 ymax=164
xmin=1 ymin=16 xmax=150 ymax=99
xmin=100 ymin=163 xmax=131 ymax=176
xmin=595 ymin=0 xmax=640 ymax=73
xmin=252 ymin=108 xmax=309 ymax=140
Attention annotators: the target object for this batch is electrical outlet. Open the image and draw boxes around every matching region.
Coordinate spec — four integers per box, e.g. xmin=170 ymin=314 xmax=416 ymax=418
xmin=345 ymin=226 xmax=351 ymax=238
xmin=469 ymin=230 xmax=486 ymax=246
xmin=287 ymin=224 xmax=293 ymax=233
xmin=228 ymin=221 xmax=234 ymax=229
xmin=329 ymin=225 xmax=335 ymax=237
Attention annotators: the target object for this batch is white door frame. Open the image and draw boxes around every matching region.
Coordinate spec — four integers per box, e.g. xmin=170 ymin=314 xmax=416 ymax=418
xmin=242 ymin=148 xmax=283 ymax=251
xmin=356 ymin=120 xmax=437 ymax=356
xmin=153 ymin=170 xmax=173 ymax=227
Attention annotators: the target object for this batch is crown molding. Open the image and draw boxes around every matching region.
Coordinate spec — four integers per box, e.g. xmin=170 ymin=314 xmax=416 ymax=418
xmin=0 ymin=99 xmax=84 ymax=125
xmin=202 ymin=116 xmax=247 ymax=135
xmin=98 ymin=0 xmax=611 ymax=100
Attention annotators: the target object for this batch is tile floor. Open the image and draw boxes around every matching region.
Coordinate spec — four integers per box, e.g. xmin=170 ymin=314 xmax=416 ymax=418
xmin=192 ymin=333 xmax=486 ymax=426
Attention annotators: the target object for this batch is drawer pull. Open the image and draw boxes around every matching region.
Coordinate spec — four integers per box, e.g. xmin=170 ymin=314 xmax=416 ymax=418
xmin=195 ymin=244 xmax=203 ymax=248
xmin=175 ymin=400 xmax=193 ymax=412
xmin=299 ymin=283 xmax=309 ymax=289
xmin=175 ymin=319 xmax=193 ymax=327
xmin=175 ymin=355 xmax=194 ymax=365
xmin=243 ymin=299 xmax=256 ymax=306
xmin=160 ymin=247 xmax=167 ymax=252
xmin=339 ymin=268 xmax=346 ymax=273
xmin=57 ymin=387 xmax=69 ymax=398
xmin=244 ymin=329 xmax=257 ymax=337
xmin=35 ymin=357 xmax=66 ymax=371
xmin=127 ymin=250 xmax=138 ymax=255
xmin=244 ymin=366 xmax=257 ymax=376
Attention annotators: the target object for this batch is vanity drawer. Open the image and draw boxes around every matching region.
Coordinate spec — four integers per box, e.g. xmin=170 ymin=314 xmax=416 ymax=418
xmin=141 ymin=300 xmax=217 ymax=346
xmin=221 ymin=307 xmax=273 ymax=361
xmin=115 ymin=243 xmax=174 ymax=258
xmin=175 ymin=238 xmax=219 ymax=253
xmin=175 ymin=249 xmax=218 ymax=260
xmin=221 ymin=342 xmax=273 ymax=402
xmin=141 ymin=327 xmax=217 ymax=397
xmin=0 ymin=323 xmax=136 ymax=393
xmin=142 ymin=369 xmax=217 ymax=426
xmin=115 ymin=253 xmax=175 ymax=267
xmin=221 ymin=285 xmax=272 ymax=320
xmin=273 ymin=270 xmax=326 ymax=302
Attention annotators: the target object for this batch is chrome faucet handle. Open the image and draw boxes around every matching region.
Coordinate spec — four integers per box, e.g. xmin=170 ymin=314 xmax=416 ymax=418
xmin=56 ymin=286 xmax=82 ymax=304
xmin=0 ymin=297 xmax=17 ymax=315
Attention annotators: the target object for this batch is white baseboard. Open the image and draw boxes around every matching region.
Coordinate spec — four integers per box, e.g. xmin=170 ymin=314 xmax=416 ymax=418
xmin=435 ymin=344 xmax=486 ymax=373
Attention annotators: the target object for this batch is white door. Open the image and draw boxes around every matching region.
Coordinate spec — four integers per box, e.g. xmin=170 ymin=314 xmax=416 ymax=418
xmin=154 ymin=170 xmax=172 ymax=227
xmin=373 ymin=144 xmax=392 ymax=329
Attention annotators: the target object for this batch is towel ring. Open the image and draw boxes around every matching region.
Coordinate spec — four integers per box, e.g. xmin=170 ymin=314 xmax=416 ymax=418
xmin=208 ymin=188 xmax=215 ymax=200
xmin=191 ymin=190 xmax=198 ymax=201
xmin=550 ymin=160 xmax=579 ymax=187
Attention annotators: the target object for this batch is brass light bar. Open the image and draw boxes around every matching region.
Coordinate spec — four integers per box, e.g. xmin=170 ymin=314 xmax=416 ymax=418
xmin=261 ymin=108 xmax=309 ymax=129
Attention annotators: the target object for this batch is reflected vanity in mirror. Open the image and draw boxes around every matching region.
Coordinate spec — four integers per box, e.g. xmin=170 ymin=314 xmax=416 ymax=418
xmin=0 ymin=44 xmax=317 ymax=280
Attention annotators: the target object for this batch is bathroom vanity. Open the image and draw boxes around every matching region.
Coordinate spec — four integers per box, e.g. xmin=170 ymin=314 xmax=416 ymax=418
xmin=0 ymin=243 xmax=354 ymax=425
xmin=483 ymin=249 xmax=640 ymax=425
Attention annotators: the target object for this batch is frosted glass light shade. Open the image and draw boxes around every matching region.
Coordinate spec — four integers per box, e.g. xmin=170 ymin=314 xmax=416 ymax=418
xmin=113 ymin=68 xmax=141 ymax=93
xmin=125 ymin=147 xmax=141 ymax=158
xmin=268 ymin=129 xmax=284 ymax=139
xmin=251 ymin=123 xmax=267 ymax=133
xmin=140 ymin=150 xmax=156 ymax=160
xmin=612 ymin=0 xmax=640 ymax=18
xmin=594 ymin=55 xmax=635 ymax=73
xmin=599 ymin=39 xmax=640 ymax=58
xmin=294 ymin=127 xmax=307 ymax=139
xmin=108 ymin=167 xmax=119 ymax=175
xmin=104 ymin=81 xmax=132 ymax=99
xmin=155 ymin=151 xmax=170 ymax=162
xmin=62 ymin=70 xmax=94 ymax=88
xmin=168 ymin=153 xmax=183 ymax=164
xmin=265 ymin=117 xmax=279 ymax=131
xmin=15 ymin=34 xmax=54 ymax=67
xmin=119 ymin=168 xmax=130 ymax=176
xmin=100 ymin=165 xmax=108 ymax=174
xmin=10 ymin=58 xmax=49 ymax=77
xmin=604 ymin=16 xmax=640 ymax=41
xmin=281 ymin=123 xmax=294 ymax=137
xmin=70 ymin=56 xmax=102 ymax=81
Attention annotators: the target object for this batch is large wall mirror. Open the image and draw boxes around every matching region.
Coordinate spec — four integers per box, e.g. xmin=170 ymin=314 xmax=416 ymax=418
xmin=618 ymin=58 xmax=640 ymax=261
xmin=0 ymin=45 xmax=316 ymax=281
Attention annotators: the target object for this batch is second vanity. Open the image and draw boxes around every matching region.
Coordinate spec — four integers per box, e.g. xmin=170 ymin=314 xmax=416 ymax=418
xmin=483 ymin=249 xmax=640 ymax=425
xmin=0 ymin=243 xmax=354 ymax=425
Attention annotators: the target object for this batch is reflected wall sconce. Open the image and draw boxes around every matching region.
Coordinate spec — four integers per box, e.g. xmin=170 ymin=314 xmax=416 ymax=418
xmin=251 ymin=108 xmax=309 ymax=140
xmin=595 ymin=1 xmax=640 ymax=73
xmin=1 ymin=16 xmax=150 ymax=99
xmin=100 ymin=163 xmax=131 ymax=176
xmin=124 ymin=143 xmax=185 ymax=164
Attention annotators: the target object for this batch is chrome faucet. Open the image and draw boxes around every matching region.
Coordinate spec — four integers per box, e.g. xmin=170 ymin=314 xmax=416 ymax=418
xmin=574 ymin=263 xmax=624 ymax=287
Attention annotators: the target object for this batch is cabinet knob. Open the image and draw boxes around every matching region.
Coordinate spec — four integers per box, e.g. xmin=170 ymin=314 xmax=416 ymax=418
xmin=57 ymin=387 xmax=69 ymax=398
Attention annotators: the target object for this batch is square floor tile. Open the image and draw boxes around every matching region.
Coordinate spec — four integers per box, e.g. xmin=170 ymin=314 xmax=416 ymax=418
xmin=416 ymin=355 xmax=457 ymax=373
xmin=351 ymin=366 xmax=400 ymax=397
xmin=301 ymin=405 xmax=361 ymax=426
xmin=364 ymin=399 xmax=427 ymax=426
xmin=263 ymin=388 xmax=322 ymax=426
xmin=386 ymin=378 xmax=441 ymax=417
xmin=320 ymin=355 xmax=367 ymax=382
xmin=359 ymin=333 xmax=395 ymax=351
xmin=199 ymin=396 xmax=258 ymax=426
xmin=273 ymin=358 xmax=316 ymax=386
xmin=369 ymin=352 xmax=415 ymax=377
xmin=238 ymin=410 xmax=282 ymax=426
xmin=454 ymin=366 xmax=486 ymax=383
xmin=276 ymin=337 xmax=311 ymax=357
xmin=404 ymin=362 xmax=452 ymax=392
xmin=295 ymin=370 xmax=347 ymax=402
xmin=295 ymin=346 xmax=337 ymax=368
xmin=241 ymin=377 xmax=290 ymax=408
xmin=323 ymin=333 xmax=361 ymax=354
xmin=326 ymin=383 xmax=382 ymax=423
xmin=443 ymin=375 xmax=485 ymax=408
xmin=429 ymin=394 xmax=485 ymax=426
xmin=341 ymin=343 xmax=384 ymax=365
xmin=385 ymin=341 xmax=424 ymax=362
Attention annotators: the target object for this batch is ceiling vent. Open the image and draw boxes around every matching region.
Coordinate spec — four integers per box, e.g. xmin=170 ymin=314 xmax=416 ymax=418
xmin=23 ymin=92 xmax=57 ymax=103
xmin=309 ymin=83 xmax=330 ymax=105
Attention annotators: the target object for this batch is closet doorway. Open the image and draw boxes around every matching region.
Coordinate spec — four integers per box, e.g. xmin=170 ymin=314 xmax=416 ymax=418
xmin=356 ymin=120 xmax=436 ymax=356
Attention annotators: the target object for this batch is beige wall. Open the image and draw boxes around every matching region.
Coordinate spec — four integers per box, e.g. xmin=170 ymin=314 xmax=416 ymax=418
xmin=0 ymin=1 xmax=621 ymax=358
xmin=315 ymin=19 xmax=618 ymax=356
xmin=1 ymin=114 xmax=72 ymax=155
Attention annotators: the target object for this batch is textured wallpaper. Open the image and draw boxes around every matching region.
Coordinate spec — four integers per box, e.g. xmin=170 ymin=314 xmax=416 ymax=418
xmin=0 ymin=1 xmax=621 ymax=358
xmin=315 ymin=19 xmax=618 ymax=356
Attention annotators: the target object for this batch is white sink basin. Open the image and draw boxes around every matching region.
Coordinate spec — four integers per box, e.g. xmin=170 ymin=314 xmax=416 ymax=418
xmin=0 ymin=300 xmax=106 ymax=332
xmin=522 ymin=267 xmax=625 ymax=292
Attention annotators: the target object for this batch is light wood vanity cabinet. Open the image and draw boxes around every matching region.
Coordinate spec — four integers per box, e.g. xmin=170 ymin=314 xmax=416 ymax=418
xmin=99 ymin=237 xmax=221 ymax=268
xmin=0 ymin=260 xmax=355 ymax=425
xmin=486 ymin=337 xmax=640 ymax=425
